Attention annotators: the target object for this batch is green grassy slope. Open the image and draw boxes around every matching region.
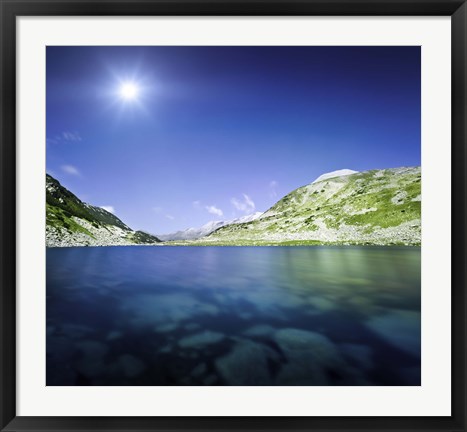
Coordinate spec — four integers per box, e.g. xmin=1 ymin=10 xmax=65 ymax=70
xmin=46 ymin=174 xmax=129 ymax=230
xmin=46 ymin=174 xmax=160 ymax=246
xmin=186 ymin=167 xmax=421 ymax=246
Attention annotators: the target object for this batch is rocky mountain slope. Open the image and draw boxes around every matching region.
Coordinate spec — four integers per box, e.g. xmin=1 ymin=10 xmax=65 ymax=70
xmin=158 ymin=212 xmax=263 ymax=241
xmin=187 ymin=167 xmax=421 ymax=246
xmin=46 ymin=174 xmax=160 ymax=247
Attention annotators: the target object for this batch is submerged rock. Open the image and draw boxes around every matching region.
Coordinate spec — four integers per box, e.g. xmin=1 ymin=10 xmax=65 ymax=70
xmin=184 ymin=322 xmax=202 ymax=332
xmin=61 ymin=323 xmax=93 ymax=339
xmin=274 ymin=328 xmax=337 ymax=354
xmin=273 ymin=328 xmax=367 ymax=385
xmin=106 ymin=331 xmax=122 ymax=341
xmin=178 ymin=330 xmax=225 ymax=348
xmin=154 ymin=322 xmax=178 ymax=333
xmin=127 ymin=294 xmax=219 ymax=327
xmin=191 ymin=363 xmax=207 ymax=378
xmin=273 ymin=328 xmax=337 ymax=385
xmin=340 ymin=343 xmax=373 ymax=370
xmin=366 ymin=310 xmax=420 ymax=357
xmin=215 ymin=340 xmax=273 ymax=385
xmin=243 ymin=324 xmax=276 ymax=338
xmin=158 ymin=344 xmax=173 ymax=353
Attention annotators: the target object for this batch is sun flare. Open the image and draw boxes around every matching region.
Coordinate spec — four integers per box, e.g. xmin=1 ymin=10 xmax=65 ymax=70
xmin=120 ymin=82 xmax=139 ymax=100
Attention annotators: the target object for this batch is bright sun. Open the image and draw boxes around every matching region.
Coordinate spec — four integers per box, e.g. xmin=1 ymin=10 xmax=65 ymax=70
xmin=120 ymin=82 xmax=139 ymax=100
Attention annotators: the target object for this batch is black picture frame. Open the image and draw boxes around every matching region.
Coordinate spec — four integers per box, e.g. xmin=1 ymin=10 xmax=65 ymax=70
xmin=1 ymin=1 xmax=466 ymax=431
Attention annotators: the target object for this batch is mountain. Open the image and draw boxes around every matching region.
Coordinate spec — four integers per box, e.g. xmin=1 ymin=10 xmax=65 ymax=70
xmin=190 ymin=167 xmax=421 ymax=246
xmin=158 ymin=212 xmax=263 ymax=241
xmin=46 ymin=174 xmax=161 ymax=247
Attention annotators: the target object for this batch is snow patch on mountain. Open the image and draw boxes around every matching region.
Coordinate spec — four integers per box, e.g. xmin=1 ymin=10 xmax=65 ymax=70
xmin=158 ymin=212 xmax=263 ymax=241
xmin=312 ymin=169 xmax=358 ymax=184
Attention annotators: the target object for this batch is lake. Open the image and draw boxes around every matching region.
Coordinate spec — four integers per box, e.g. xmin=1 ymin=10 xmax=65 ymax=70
xmin=46 ymin=246 xmax=421 ymax=386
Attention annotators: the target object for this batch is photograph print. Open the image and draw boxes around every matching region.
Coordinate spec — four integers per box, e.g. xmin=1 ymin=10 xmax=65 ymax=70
xmin=46 ymin=46 xmax=421 ymax=386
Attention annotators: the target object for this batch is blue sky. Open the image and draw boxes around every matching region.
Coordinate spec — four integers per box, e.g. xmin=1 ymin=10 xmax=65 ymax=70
xmin=46 ymin=46 xmax=420 ymax=234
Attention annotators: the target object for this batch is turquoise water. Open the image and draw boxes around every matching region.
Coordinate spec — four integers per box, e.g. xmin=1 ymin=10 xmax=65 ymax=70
xmin=46 ymin=246 xmax=421 ymax=386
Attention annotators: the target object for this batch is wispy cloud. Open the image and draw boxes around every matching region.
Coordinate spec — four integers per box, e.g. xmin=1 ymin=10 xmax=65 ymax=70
xmin=205 ymin=205 xmax=223 ymax=217
xmin=62 ymin=131 xmax=82 ymax=142
xmin=152 ymin=207 xmax=175 ymax=221
xmin=194 ymin=200 xmax=223 ymax=217
xmin=100 ymin=206 xmax=115 ymax=214
xmin=152 ymin=207 xmax=175 ymax=220
xmin=47 ymin=131 xmax=82 ymax=145
xmin=61 ymin=164 xmax=81 ymax=176
xmin=269 ymin=180 xmax=278 ymax=198
xmin=231 ymin=194 xmax=255 ymax=214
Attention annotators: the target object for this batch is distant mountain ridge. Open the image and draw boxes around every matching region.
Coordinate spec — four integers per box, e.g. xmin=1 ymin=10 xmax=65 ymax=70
xmin=46 ymin=166 xmax=421 ymax=247
xmin=189 ymin=166 xmax=421 ymax=246
xmin=46 ymin=174 xmax=160 ymax=247
xmin=158 ymin=212 xmax=263 ymax=241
